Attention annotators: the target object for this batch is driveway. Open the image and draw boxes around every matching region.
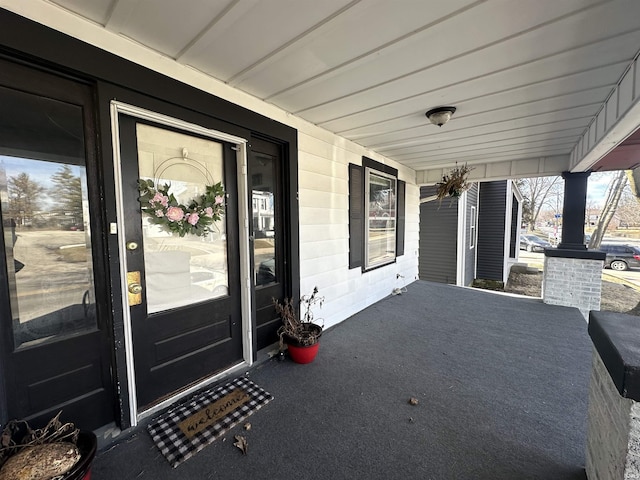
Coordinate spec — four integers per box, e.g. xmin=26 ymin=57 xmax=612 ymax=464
xmin=602 ymin=268 xmax=640 ymax=290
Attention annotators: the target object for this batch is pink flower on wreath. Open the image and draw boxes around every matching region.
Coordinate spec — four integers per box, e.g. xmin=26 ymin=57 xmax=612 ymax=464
xmin=155 ymin=209 xmax=164 ymax=217
xmin=166 ymin=206 xmax=184 ymax=222
xmin=151 ymin=192 xmax=169 ymax=208
xmin=214 ymin=195 xmax=224 ymax=205
xmin=204 ymin=207 xmax=214 ymax=218
xmin=187 ymin=212 xmax=200 ymax=226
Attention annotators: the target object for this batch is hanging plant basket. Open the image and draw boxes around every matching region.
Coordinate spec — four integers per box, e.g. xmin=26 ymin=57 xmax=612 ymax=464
xmin=436 ymin=164 xmax=473 ymax=200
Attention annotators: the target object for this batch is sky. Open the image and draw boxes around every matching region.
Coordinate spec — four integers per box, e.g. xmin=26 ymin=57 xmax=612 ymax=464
xmin=587 ymin=172 xmax=614 ymax=207
xmin=0 ymin=155 xmax=86 ymax=209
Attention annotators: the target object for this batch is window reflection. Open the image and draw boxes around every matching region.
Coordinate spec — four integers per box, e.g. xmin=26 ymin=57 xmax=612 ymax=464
xmin=366 ymin=169 xmax=397 ymax=269
xmin=1 ymin=156 xmax=96 ymax=347
xmin=136 ymin=124 xmax=229 ymax=314
xmin=250 ymin=155 xmax=277 ymax=286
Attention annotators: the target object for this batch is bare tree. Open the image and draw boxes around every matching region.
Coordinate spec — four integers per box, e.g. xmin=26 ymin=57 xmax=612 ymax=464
xmin=588 ymin=170 xmax=627 ymax=249
xmin=517 ymin=176 xmax=563 ymax=231
xmin=614 ymin=182 xmax=640 ymax=228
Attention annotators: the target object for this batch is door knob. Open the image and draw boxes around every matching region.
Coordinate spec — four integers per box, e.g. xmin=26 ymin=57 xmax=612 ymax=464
xmin=126 ymin=271 xmax=142 ymax=306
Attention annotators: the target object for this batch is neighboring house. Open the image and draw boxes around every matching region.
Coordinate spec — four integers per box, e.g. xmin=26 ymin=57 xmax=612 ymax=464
xmin=419 ymin=181 xmax=522 ymax=286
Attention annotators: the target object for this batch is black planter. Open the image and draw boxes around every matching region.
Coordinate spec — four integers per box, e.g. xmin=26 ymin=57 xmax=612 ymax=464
xmin=62 ymin=430 xmax=97 ymax=480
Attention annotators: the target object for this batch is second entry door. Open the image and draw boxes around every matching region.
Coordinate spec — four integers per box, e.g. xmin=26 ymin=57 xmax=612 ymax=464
xmin=249 ymin=137 xmax=286 ymax=351
xmin=118 ymin=115 xmax=243 ymax=410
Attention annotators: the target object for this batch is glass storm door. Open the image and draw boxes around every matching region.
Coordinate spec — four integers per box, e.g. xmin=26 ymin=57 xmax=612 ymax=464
xmin=248 ymin=137 xmax=285 ymax=350
xmin=0 ymin=59 xmax=114 ymax=430
xmin=117 ymin=116 xmax=242 ymax=410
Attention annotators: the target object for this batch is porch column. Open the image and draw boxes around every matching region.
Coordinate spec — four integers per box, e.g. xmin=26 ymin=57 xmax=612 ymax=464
xmin=542 ymin=171 xmax=605 ymax=320
xmin=557 ymin=171 xmax=589 ymax=250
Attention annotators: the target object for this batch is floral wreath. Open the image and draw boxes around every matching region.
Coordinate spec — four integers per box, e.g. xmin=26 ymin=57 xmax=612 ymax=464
xmin=138 ymin=179 xmax=225 ymax=237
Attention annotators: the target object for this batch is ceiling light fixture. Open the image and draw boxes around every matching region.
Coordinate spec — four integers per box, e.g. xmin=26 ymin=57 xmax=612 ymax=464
xmin=425 ymin=106 xmax=456 ymax=127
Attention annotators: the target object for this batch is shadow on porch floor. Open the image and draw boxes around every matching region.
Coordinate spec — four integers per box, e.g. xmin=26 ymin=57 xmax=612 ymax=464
xmin=92 ymin=280 xmax=591 ymax=480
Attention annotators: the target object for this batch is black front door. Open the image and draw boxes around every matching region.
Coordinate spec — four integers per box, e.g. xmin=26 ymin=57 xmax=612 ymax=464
xmin=117 ymin=115 xmax=243 ymax=410
xmin=0 ymin=59 xmax=115 ymax=430
xmin=249 ymin=137 xmax=286 ymax=350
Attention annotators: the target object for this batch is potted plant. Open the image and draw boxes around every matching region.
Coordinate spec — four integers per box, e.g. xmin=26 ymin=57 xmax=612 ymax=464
xmin=273 ymin=287 xmax=324 ymax=364
xmin=0 ymin=412 xmax=97 ymax=480
xmin=436 ymin=164 xmax=473 ymax=200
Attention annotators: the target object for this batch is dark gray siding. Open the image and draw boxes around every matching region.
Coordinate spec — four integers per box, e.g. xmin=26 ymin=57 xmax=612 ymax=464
xmin=419 ymin=186 xmax=458 ymax=284
xmin=463 ymin=184 xmax=479 ymax=285
xmin=476 ymin=181 xmax=507 ymax=281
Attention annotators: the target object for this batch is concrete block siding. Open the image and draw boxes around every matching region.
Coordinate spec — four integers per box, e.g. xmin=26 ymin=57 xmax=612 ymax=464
xmin=543 ymin=256 xmax=603 ymax=320
xmin=587 ymin=348 xmax=640 ymax=479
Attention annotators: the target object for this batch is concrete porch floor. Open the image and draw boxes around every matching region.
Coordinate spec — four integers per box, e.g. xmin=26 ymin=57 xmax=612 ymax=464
xmin=92 ymin=281 xmax=591 ymax=479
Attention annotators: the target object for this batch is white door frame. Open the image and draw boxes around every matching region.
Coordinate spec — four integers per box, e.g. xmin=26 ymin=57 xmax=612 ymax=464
xmin=109 ymin=101 xmax=253 ymax=426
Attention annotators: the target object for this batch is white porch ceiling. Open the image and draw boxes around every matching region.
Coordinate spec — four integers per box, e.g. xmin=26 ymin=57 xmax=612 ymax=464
xmin=14 ymin=0 xmax=640 ymax=180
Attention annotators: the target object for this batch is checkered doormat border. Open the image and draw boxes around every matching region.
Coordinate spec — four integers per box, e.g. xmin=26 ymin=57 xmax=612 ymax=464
xmin=147 ymin=377 xmax=273 ymax=467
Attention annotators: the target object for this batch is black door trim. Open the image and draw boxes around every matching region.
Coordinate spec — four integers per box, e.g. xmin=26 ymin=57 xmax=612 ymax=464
xmin=0 ymin=10 xmax=300 ymax=430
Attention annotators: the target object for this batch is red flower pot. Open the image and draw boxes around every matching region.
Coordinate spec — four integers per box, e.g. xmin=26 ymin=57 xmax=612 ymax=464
xmin=287 ymin=342 xmax=320 ymax=364
xmin=283 ymin=323 xmax=322 ymax=364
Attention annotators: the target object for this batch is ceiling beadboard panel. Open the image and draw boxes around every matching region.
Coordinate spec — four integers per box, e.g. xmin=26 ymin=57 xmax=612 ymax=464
xmin=113 ymin=0 xmax=234 ymax=57
xmin=267 ymin=0 xmax=622 ymax=114
xmin=230 ymin=0 xmax=480 ymax=96
xmin=179 ymin=0 xmax=356 ymax=81
xmin=47 ymin=0 xmax=113 ymax=24
xmin=34 ymin=0 xmax=640 ymax=176
xmin=325 ymin=60 xmax=631 ymax=137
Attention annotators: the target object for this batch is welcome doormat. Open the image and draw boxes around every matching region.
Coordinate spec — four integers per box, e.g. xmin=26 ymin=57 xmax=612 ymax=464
xmin=147 ymin=376 xmax=273 ymax=467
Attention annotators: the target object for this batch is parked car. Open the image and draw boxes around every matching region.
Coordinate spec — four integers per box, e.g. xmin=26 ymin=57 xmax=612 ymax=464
xmin=520 ymin=234 xmax=552 ymax=252
xmin=599 ymin=244 xmax=640 ymax=271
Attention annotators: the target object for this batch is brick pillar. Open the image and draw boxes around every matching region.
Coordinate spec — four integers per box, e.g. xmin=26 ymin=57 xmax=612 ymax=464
xmin=587 ymin=312 xmax=640 ymax=480
xmin=542 ymin=171 xmax=605 ymax=320
xmin=586 ymin=349 xmax=640 ymax=480
xmin=543 ymin=251 xmax=604 ymax=321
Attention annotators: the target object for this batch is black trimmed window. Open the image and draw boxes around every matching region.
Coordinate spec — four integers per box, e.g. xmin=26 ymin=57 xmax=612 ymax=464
xmin=349 ymin=157 xmax=405 ymax=271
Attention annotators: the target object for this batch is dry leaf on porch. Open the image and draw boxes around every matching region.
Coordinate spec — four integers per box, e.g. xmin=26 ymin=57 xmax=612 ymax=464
xmin=234 ymin=435 xmax=248 ymax=455
xmin=408 ymin=397 xmax=419 ymax=405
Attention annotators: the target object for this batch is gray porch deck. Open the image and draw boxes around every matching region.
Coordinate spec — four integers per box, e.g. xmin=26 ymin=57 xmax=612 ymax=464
xmin=93 ymin=280 xmax=591 ymax=479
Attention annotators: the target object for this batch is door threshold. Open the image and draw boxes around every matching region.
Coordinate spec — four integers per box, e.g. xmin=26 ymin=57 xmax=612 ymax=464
xmin=136 ymin=360 xmax=249 ymax=424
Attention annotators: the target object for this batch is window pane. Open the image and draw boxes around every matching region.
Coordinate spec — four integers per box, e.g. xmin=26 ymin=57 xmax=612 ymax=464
xmin=250 ymin=155 xmax=277 ymax=286
xmin=366 ymin=170 xmax=396 ymax=268
xmin=0 ymin=89 xmax=97 ymax=348
xmin=136 ymin=124 xmax=228 ymax=314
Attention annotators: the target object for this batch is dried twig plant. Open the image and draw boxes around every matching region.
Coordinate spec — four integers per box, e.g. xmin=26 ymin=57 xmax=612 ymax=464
xmin=273 ymin=287 xmax=324 ymax=350
xmin=0 ymin=411 xmax=79 ymax=467
xmin=436 ymin=164 xmax=473 ymax=200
